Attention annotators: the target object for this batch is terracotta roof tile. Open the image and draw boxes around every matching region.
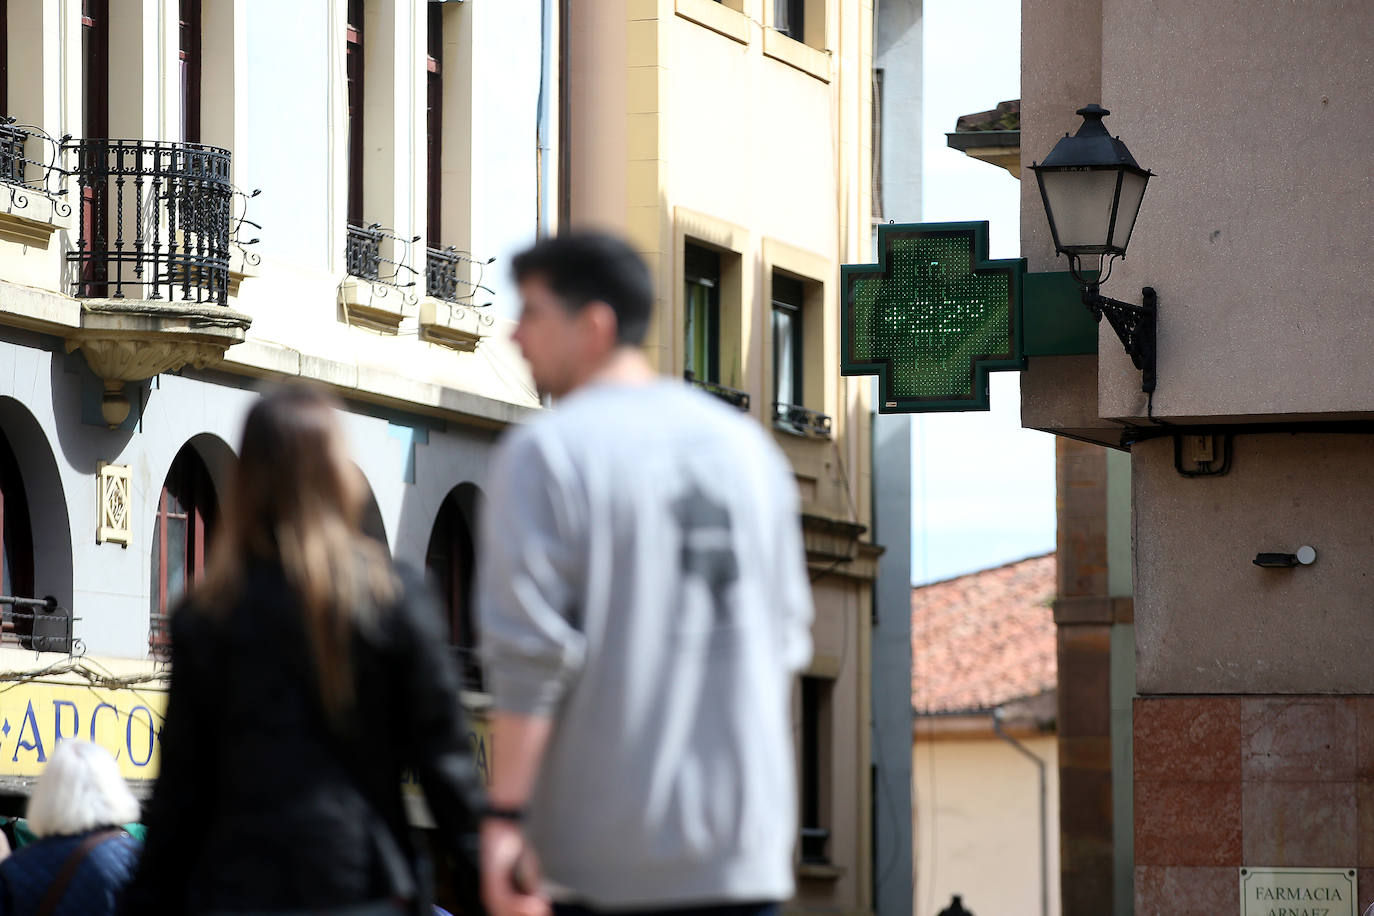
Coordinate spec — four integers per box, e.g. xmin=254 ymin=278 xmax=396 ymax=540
xmin=911 ymin=553 xmax=1056 ymax=714
xmin=953 ymin=99 xmax=1021 ymax=132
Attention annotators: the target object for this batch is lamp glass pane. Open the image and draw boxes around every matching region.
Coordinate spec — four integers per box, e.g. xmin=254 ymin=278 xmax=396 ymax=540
xmin=1040 ymin=168 xmax=1120 ymax=253
xmin=1109 ymin=170 xmax=1148 ymax=252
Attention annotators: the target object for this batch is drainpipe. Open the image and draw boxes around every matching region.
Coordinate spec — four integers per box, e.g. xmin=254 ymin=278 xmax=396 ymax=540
xmin=536 ymin=0 xmax=556 ymax=236
xmin=991 ymin=708 xmax=1049 ymax=916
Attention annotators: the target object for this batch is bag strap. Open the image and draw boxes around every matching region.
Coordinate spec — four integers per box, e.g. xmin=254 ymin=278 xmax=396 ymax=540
xmin=35 ymin=828 xmax=124 ymax=916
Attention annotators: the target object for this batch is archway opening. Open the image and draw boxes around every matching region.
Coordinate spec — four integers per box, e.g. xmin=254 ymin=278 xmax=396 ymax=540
xmin=0 ymin=428 xmax=35 ymax=645
xmin=150 ymin=443 xmax=219 ymax=657
xmin=425 ymin=482 xmax=483 ymax=690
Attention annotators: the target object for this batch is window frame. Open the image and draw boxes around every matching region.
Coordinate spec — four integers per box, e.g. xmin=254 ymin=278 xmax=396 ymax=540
xmin=0 ymin=430 xmax=34 ymax=645
xmin=771 ymin=272 xmax=805 ymax=417
xmin=150 ymin=446 xmax=216 ymax=658
xmin=684 ymin=243 xmax=722 ymax=385
xmin=178 ymin=0 xmax=202 ymax=144
xmin=798 ymin=673 xmax=833 ymax=864
xmin=426 ymin=2 xmax=443 ymax=247
xmin=345 ymin=0 xmax=365 ymax=228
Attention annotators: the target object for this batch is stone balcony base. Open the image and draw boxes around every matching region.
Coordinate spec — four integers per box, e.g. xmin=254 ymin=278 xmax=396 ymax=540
xmin=66 ymin=298 xmax=252 ymax=426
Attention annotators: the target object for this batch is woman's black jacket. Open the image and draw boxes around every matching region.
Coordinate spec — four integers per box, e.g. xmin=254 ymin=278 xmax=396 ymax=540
xmin=121 ymin=560 xmax=485 ymax=915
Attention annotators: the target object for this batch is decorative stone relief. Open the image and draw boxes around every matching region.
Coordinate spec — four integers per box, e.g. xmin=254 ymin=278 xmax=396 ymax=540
xmin=65 ymin=298 xmax=253 ymax=426
xmin=96 ymin=462 xmax=131 ymax=546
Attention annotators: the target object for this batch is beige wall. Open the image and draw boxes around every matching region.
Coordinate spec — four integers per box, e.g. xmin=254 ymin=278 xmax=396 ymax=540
xmin=1133 ymin=433 xmax=1374 ymax=695
xmin=913 ymin=732 xmax=1061 ymax=916
xmin=1021 ymin=0 xmax=1374 ymax=423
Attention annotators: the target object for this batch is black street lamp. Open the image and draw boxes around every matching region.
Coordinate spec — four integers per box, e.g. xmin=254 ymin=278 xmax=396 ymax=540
xmin=1031 ymin=104 xmax=1157 ymax=395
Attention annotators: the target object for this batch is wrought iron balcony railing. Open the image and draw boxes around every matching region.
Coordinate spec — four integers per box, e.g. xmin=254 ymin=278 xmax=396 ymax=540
xmin=346 ymin=222 xmax=420 ymax=288
xmin=774 ymin=402 xmax=833 ymax=438
xmin=1 ymin=595 xmax=74 ymax=654
xmin=425 ymin=245 xmax=496 ymax=304
xmin=685 ymin=372 xmax=751 ymax=412
xmin=65 ymin=138 xmax=233 ymax=305
xmin=0 ymin=116 xmax=70 ymax=213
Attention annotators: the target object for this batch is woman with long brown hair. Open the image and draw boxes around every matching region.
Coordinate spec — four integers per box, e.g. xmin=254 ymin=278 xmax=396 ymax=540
xmin=122 ymin=385 xmax=484 ymax=916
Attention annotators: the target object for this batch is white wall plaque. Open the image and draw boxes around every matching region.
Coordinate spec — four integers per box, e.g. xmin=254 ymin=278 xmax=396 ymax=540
xmin=1240 ymin=867 xmax=1356 ymax=916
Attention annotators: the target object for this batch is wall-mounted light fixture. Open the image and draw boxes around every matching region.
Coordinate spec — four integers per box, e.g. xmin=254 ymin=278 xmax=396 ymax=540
xmin=1254 ymin=546 xmax=1317 ymax=569
xmin=1031 ymin=105 xmax=1157 ymax=395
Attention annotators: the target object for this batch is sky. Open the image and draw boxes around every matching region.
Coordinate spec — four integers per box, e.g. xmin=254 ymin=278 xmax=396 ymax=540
xmin=910 ymin=0 xmax=1057 ymax=585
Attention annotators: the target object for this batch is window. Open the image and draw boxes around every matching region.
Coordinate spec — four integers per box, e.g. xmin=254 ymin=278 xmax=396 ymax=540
xmin=0 ymin=429 xmax=33 ymax=645
xmin=150 ymin=446 xmax=217 ymax=658
xmin=178 ymin=0 xmax=201 ymax=143
xmin=772 ymin=273 xmax=804 ymax=416
xmin=684 ymin=244 xmax=721 ymax=385
xmin=774 ymin=0 xmax=804 ymax=40
xmin=345 ymin=0 xmax=365 ymax=227
xmin=0 ymin=0 xmax=8 ymax=114
xmin=799 ymin=674 xmax=832 ymax=864
xmin=425 ymin=485 xmax=482 ymax=691
xmin=426 ymin=2 xmax=443 ymax=247
xmin=80 ymin=0 xmax=109 ymax=294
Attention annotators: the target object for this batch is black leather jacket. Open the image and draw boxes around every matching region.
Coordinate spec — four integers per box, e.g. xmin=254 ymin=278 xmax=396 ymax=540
xmin=122 ymin=560 xmax=484 ymax=915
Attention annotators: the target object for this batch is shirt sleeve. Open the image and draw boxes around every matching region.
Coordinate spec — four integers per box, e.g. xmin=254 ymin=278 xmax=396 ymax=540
xmin=476 ymin=429 xmax=588 ymax=717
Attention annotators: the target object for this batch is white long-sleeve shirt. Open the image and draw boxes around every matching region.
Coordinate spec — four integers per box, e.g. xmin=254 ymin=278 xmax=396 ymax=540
xmin=477 ymin=379 xmax=814 ymax=909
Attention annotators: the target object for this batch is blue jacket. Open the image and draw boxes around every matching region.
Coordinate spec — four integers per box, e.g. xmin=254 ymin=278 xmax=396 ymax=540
xmin=0 ymin=830 xmax=141 ymax=916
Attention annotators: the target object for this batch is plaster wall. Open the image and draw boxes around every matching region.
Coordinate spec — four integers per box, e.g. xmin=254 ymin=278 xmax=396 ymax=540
xmin=1133 ymin=433 xmax=1374 ymax=694
xmin=0 ymin=327 xmax=499 ymax=661
xmin=1023 ymin=0 xmax=1374 ymax=422
xmin=912 ymin=733 xmax=1061 ymax=916
xmin=805 ymin=576 xmax=872 ymax=912
xmin=0 ymin=0 xmax=541 ymax=418
xmin=871 ymin=408 xmax=913 ymax=916
xmin=874 ymin=0 xmax=921 ymax=223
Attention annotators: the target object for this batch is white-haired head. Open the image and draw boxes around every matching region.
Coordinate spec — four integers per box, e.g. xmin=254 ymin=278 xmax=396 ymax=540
xmin=26 ymin=740 xmax=140 ymax=837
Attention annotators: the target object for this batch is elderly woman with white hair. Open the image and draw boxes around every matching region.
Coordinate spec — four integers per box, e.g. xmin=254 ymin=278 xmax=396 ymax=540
xmin=0 ymin=739 xmax=142 ymax=916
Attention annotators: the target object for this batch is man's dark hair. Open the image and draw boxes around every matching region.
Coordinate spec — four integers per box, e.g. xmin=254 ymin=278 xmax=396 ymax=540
xmin=511 ymin=231 xmax=654 ymax=346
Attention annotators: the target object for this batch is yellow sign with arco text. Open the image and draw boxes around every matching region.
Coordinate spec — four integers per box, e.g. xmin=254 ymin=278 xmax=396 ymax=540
xmin=0 ymin=682 xmax=168 ymax=781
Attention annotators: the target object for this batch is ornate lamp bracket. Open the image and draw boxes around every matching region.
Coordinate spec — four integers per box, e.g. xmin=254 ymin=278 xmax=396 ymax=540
xmin=1084 ymin=284 xmax=1157 ymax=394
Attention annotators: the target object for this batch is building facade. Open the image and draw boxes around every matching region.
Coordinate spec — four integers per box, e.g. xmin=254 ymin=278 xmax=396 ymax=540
xmin=0 ymin=0 xmax=543 ymax=843
xmin=1018 ymin=0 xmax=1374 ymax=913
xmin=563 ymin=1 xmax=879 ymax=912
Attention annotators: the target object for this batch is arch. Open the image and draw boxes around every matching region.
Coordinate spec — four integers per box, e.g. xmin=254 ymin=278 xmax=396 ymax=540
xmin=425 ymin=482 xmax=484 ymax=689
xmin=356 ymin=464 xmax=389 ymax=549
xmin=0 ymin=398 xmax=73 ymax=619
xmin=149 ymin=442 xmax=220 ymax=657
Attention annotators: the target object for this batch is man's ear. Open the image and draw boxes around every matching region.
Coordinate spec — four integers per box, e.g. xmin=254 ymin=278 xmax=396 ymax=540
xmin=580 ymin=300 xmax=621 ymax=350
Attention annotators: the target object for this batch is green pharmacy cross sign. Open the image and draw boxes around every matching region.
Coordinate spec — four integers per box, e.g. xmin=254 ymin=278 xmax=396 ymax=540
xmin=842 ymin=222 xmax=1026 ymax=412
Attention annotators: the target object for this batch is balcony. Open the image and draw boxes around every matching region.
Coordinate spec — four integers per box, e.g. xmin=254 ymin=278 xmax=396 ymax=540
xmin=774 ymin=402 xmax=832 ymax=438
xmin=60 ymin=137 xmax=252 ymax=426
xmin=0 ymin=117 xmax=73 ymax=243
xmin=340 ymin=222 xmax=420 ymax=331
xmin=685 ymin=371 xmax=751 ymax=411
xmin=419 ymin=246 xmax=495 ymax=351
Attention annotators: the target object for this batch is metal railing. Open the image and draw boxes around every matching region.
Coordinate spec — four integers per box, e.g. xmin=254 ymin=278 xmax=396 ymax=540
xmin=0 ymin=595 xmax=74 ymax=654
xmin=685 ymin=372 xmax=751 ymax=412
xmin=425 ymin=246 xmax=496 ymax=305
xmin=774 ymin=402 xmax=832 ymax=438
xmin=0 ymin=117 xmax=71 ymax=215
xmin=346 ymin=222 xmax=420 ymax=288
xmin=65 ymin=138 xmax=234 ymax=305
